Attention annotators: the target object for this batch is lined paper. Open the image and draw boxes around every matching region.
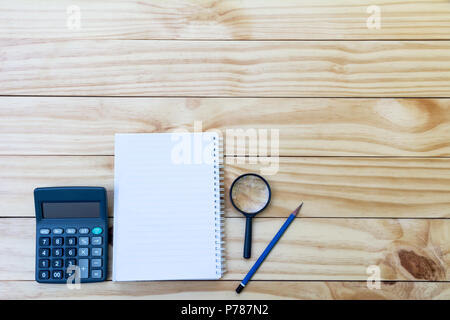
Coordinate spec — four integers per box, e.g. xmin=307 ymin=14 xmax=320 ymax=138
xmin=113 ymin=133 xmax=222 ymax=281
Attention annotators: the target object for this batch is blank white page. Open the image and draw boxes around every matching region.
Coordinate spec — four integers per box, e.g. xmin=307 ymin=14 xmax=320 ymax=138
xmin=113 ymin=133 xmax=223 ymax=281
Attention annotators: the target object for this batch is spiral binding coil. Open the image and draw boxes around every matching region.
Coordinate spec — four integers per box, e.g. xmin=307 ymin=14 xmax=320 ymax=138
xmin=213 ymin=134 xmax=226 ymax=277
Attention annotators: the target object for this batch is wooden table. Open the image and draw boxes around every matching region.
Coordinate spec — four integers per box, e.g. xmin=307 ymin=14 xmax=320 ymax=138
xmin=1 ymin=0 xmax=450 ymax=300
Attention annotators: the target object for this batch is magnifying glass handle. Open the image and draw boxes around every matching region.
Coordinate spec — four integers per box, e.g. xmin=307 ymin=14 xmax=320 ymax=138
xmin=244 ymin=216 xmax=252 ymax=259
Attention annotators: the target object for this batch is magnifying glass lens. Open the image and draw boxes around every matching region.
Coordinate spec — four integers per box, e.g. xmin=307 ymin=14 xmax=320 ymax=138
xmin=231 ymin=175 xmax=270 ymax=214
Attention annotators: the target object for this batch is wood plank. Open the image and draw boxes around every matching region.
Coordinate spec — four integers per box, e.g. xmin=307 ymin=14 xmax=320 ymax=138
xmin=225 ymin=158 xmax=450 ymax=219
xmin=1 ymin=218 xmax=448 ymax=281
xmin=1 ymin=156 xmax=450 ymax=218
xmin=2 ymin=97 xmax=450 ymax=156
xmin=1 ymin=280 xmax=449 ymax=300
xmin=2 ymin=41 xmax=450 ymax=97
xmin=1 ymin=0 xmax=450 ymax=40
xmin=0 ymin=156 xmax=113 ymax=217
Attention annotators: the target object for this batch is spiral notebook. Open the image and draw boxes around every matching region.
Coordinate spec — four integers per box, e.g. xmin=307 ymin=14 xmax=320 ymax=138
xmin=113 ymin=133 xmax=225 ymax=281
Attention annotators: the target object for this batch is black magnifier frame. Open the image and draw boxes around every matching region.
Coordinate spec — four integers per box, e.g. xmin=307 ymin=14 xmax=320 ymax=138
xmin=229 ymin=173 xmax=271 ymax=259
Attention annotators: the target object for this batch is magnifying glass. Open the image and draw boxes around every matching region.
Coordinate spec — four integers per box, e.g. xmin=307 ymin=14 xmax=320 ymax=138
xmin=229 ymin=173 xmax=271 ymax=259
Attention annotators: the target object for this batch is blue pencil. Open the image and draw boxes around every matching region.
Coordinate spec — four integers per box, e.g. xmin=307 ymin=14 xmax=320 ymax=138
xmin=236 ymin=202 xmax=303 ymax=294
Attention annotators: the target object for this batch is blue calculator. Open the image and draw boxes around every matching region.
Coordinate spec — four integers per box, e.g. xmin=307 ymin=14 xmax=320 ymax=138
xmin=34 ymin=187 xmax=108 ymax=283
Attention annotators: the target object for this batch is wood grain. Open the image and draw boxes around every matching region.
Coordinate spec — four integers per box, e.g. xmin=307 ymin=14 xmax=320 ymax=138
xmin=0 ymin=218 xmax=448 ymax=281
xmin=2 ymin=41 xmax=450 ymax=97
xmin=1 ymin=0 xmax=450 ymax=40
xmin=1 ymin=280 xmax=449 ymax=300
xmin=225 ymin=158 xmax=450 ymax=219
xmin=2 ymin=97 xmax=450 ymax=156
xmin=1 ymin=156 xmax=449 ymax=218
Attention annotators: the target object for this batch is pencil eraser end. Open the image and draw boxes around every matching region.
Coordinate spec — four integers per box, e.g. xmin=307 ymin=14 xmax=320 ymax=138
xmin=235 ymin=284 xmax=244 ymax=294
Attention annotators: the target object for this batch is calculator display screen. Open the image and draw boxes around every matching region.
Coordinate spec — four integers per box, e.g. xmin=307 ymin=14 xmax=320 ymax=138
xmin=42 ymin=202 xmax=100 ymax=219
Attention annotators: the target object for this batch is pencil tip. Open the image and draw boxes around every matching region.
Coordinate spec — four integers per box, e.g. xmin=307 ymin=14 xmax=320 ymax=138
xmin=293 ymin=202 xmax=303 ymax=216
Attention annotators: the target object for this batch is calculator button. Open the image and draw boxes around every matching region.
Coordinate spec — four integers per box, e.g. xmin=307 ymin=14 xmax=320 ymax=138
xmin=79 ymin=237 xmax=89 ymax=246
xmin=92 ymin=237 xmax=102 ymax=245
xmin=66 ymin=228 xmax=76 ymax=234
xmin=52 ymin=248 xmax=63 ymax=257
xmin=79 ymin=248 xmax=89 ymax=257
xmin=52 ymin=259 xmax=63 ymax=268
xmin=79 ymin=228 xmax=90 ymax=234
xmin=39 ymin=270 xmax=50 ymax=280
xmin=53 ymin=237 xmax=64 ymax=246
xmin=52 ymin=228 xmax=64 ymax=235
xmin=92 ymin=227 xmax=103 ymax=235
xmin=52 ymin=270 xmax=63 ymax=279
xmin=92 ymin=248 xmax=102 ymax=256
xmin=39 ymin=259 xmax=50 ymax=268
xmin=39 ymin=228 xmax=51 ymax=235
xmin=66 ymin=237 xmax=77 ymax=246
xmin=91 ymin=270 xmax=102 ymax=279
xmin=39 ymin=237 xmax=50 ymax=246
xmin=39 ymin=248 xmax=50 ymax=257
xmin=66 ymin=248 xmax=77 ymax=257
xmin=66 ymin=268 xmax=76 ymax=279
xmin=79 ymin=259 xmax=89 ymax=279
xmin=91 ymin=259 xmax=102 ymax=268
xmin=65 ymin=259 xmax=77 ymax=268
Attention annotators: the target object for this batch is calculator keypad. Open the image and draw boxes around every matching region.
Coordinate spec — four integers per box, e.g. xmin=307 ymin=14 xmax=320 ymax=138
xmin=36 ymin=227 xmax=105 ymax=283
